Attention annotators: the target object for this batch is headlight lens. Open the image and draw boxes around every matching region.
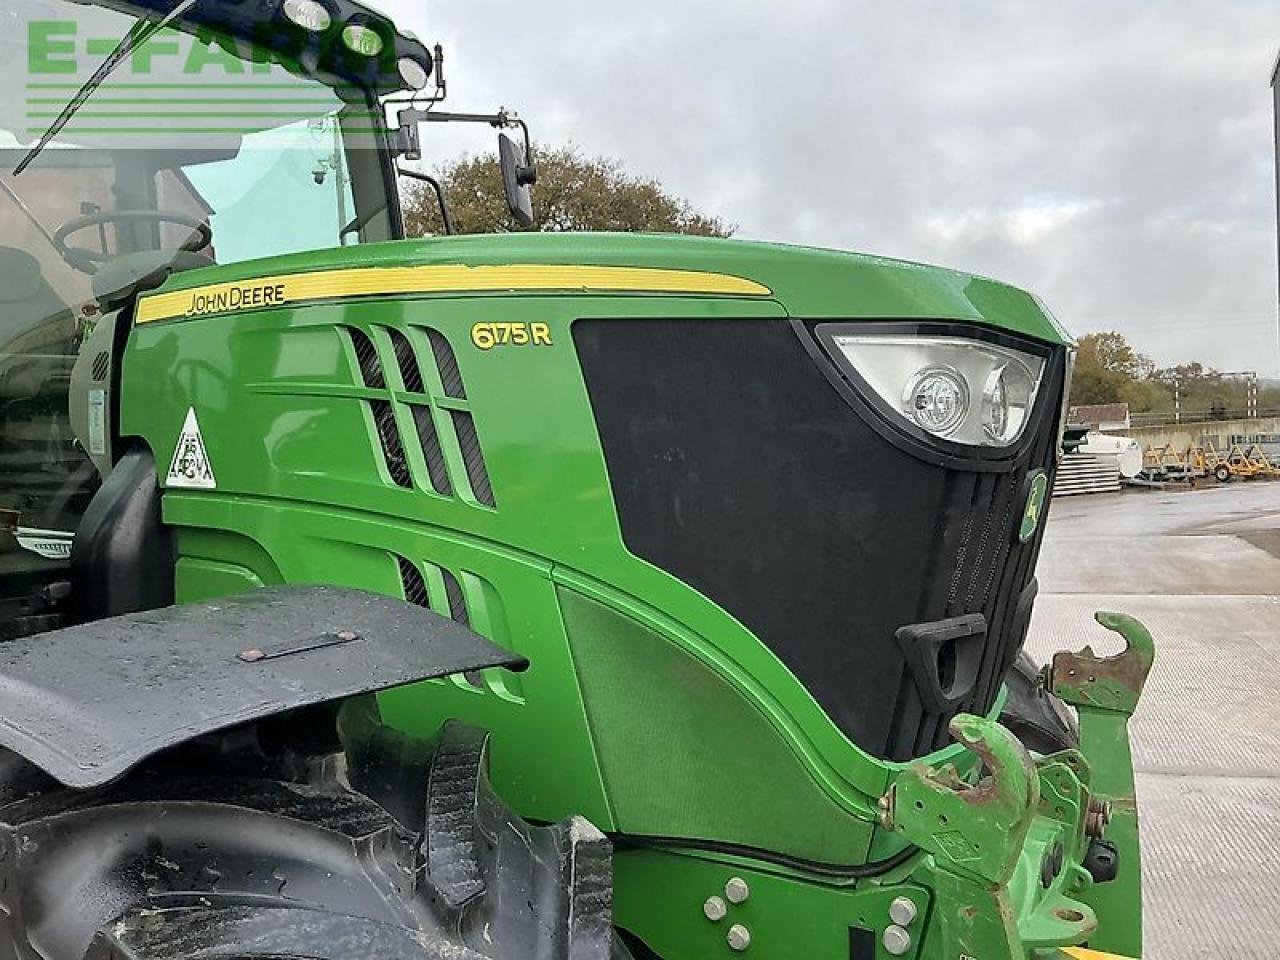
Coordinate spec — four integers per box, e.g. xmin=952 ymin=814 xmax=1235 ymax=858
xmin=282 ymin=0 xmax=331 ymax=32
xmin=827 ymin=333 xmax=1046 ymax=448
xmin=905 ymin=365 xmax=969 ymax=436
xmin=342 ymin=23 xmax=385 ymax=56
xmin=398 ymin=56 xmax=430 ymax=90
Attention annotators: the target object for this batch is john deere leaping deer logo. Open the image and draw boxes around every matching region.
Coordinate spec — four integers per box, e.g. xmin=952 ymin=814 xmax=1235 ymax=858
xmin=1019 ymin=470 xmax=1048 ymax=543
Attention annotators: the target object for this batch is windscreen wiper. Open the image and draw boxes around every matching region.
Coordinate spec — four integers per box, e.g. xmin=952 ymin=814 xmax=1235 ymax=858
xmin=0 ymin=177 xmax=58 ymax=249
xmin=13 ymin=0 xmax=198 ymax=176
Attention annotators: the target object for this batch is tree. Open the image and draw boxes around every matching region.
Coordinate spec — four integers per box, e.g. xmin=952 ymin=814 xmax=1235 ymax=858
xmin=402 ymin=144 xmax=734 ymax=237
xmin=1070 ymin=332 xmax=1154 ymax=406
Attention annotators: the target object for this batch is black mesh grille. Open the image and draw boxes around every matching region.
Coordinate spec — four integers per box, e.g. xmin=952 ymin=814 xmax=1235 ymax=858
xmin=398 ymin=557 xmax=429 ymax=607
xmin=347 ymin=327 xmax=385 ymax=389
xmin=449 ymin=411 xmax=495 ymax=508
xmin=411 ymin=405 xmax=453 ymax=495
xmin=90 ymin=351 xmax=110 ymax=382
xmin=369 ymin=400 xmax=411 ymax=488
xmin=388 ymin=328 xmax=425 ymax=394
xmin=426 ymin=328 xmax=467 ymax=399
xmin=575 ymin=317 xmax=1064 ymax=761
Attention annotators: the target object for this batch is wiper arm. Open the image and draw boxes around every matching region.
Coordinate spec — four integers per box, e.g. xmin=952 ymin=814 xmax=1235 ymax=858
xmin=0 ymin=177 xmax=58 ymax=250
xmin=13 ymin=0 xmax=198 ymax=177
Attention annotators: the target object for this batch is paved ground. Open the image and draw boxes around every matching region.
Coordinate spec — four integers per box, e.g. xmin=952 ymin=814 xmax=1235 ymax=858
xmin=1028 ymin=482 xmax=1280 ymax=958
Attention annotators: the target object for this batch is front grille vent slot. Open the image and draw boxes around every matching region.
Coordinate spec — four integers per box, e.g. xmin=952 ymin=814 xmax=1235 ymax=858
xmin=441 ymin=567 xmax=470 ymax=626
xmin=426 ymin=328 xmax=467 ymax=399
xmin=388 ymin=329 xmax=425 ymax=393
xmin=410 ymin=405 xmax=453 ymax=496
xmin=369 ymin=400 xmax=411 ymax=488
xmin=346 ymin=327 xmax=385 ymax=388
xmin=90 ymin=351 xmax=110 ymax=382
xmin=397 ymin=556 xmax=429 ymax=607
xmin=449 ymin=411 xmax=495 ymax=508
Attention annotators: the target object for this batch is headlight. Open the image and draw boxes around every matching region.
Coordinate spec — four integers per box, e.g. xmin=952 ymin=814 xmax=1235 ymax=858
xmin=282 ymin=0 xmax=332 ymax=32
xmin=825 ymin=333 xmax=1046 ymax=448
xmin=342 ymin=22 xmax=385 ymax=56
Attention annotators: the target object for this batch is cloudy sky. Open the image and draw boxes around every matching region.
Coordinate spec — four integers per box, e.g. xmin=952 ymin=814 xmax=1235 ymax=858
xmin=383 ymin=0 xmax=1279 ymax=374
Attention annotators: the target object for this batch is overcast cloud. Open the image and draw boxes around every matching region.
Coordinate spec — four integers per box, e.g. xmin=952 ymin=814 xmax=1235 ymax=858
xmin=385 ymin=1 xmax=1278 ymax=374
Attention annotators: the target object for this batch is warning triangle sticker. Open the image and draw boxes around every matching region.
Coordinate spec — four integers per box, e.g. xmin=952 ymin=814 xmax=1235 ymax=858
xmin=166 ymin=407 xmax=217 ymax=489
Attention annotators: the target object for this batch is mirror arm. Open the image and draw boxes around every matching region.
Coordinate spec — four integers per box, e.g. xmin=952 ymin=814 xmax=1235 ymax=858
xmin=397 ymin=167 xmax=456 ymax=236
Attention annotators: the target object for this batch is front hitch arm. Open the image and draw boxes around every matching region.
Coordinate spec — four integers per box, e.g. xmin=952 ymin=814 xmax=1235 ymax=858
xmin=881 ymin=715 xmax=1056 ymax=957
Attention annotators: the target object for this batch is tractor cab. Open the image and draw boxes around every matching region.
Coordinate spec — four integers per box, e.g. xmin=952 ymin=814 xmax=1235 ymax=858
xmin=0 ymin=0 xmax=525 ymax=636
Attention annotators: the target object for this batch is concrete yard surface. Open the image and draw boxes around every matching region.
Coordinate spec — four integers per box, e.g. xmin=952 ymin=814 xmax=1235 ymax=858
xmin=1027 ymin=483 xmax=1280 ymax=958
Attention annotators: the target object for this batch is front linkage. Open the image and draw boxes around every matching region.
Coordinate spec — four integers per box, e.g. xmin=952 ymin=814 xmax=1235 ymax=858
xmin=880 ymin=612 xmax=1155 ymax=960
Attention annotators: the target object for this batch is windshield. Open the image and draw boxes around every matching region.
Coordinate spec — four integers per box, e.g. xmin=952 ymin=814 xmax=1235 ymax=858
xmin=2 ymin=1 xmax=395 ymax=302
xmin=0 ymin=0 xmax=396 ymax=567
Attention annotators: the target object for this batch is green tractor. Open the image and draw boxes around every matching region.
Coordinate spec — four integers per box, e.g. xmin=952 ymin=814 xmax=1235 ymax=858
xmin=0 ymin=1 xmax=1155 ymax=957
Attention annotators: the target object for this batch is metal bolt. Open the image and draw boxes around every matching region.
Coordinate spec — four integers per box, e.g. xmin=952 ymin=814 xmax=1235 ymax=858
xmin=726 ymin=924 xmax=751 ymax=952
xmin=883 ymin=925 xmax=912 ymax=956
xmin=888 ymin=896 xmax=917 ymax=926
xmin=703 ymin=896 xmax=727 ymax=922
xmin=878 ymin=792 xmax=894 ymax=827
xmin=724 ymin=876 xmax=750 ymax=904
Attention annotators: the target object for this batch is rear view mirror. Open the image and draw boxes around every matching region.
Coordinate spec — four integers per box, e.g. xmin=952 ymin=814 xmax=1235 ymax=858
xmin=499 ymin=133 xmax=537 ymax=229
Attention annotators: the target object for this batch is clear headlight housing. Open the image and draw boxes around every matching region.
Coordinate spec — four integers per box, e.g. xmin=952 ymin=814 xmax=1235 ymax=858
xmin=825 ymin=333 xmax=1047 ymax=447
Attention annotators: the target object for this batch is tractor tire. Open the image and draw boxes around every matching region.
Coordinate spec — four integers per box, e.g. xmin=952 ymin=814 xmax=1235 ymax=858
xmin=998 ymin=650 xmax=1079 ymax=755
xmin=0 ymin=704 xmax=629 ymax=960
xmin=1214 ymin=464 xmax=1232 ymax=483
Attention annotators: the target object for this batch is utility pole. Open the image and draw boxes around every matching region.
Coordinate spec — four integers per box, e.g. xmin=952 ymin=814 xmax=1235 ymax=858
xmin=1272 ymin=50 xmax=1279 ymax=378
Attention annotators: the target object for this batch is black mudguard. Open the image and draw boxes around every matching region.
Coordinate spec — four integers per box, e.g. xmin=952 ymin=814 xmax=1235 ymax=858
xmin=0 ymin=585 xmax=527 ymax=788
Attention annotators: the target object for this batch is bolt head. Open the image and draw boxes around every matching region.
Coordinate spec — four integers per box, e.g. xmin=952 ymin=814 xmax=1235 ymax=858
xmin=888 ymin=896 xmax=917 ymax=926
xmin=724 ymin=876 xmax=750 ymax=904
xmin=726 ymin=923 xmax=751 ymax=952
xmin=883 ymin=924 xmax=912 ymax=956
xmin=703 ymin=896 xmax=727 ymax=922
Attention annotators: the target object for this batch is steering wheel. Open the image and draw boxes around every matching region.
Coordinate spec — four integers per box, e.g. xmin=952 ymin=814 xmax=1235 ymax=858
xmin=52 ymin=210 xmax=213 ymax=276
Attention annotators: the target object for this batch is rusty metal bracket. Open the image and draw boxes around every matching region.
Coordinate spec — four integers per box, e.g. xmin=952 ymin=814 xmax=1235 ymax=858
xmin=880 ymin=714 xmax=1039 ymax=885
xmin=1048 ymin=612 xmax=1155 ymax=716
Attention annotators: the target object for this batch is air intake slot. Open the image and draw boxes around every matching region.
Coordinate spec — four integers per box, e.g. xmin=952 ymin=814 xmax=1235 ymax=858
xmin=397 ymin=556 xmax=429 ymax=607
xmin=439 ymin=567 xmax=485 ymax=688
xmin=369 ymin=400 xmax=411 ymax=488
xmin=410 ymin=405 xmax=453 ymax=496
xmin=388 ymin=328 xmax=425 ymax=393
xmin=426 ymin=329 xmax=467 ymax=400
xmin=346 ymin=327 xmax=385 ymax=389
xmin=449 ymin=411 xmax=495 ymax=508
xmin=441 ymin=567 xmax=469 ymax=626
